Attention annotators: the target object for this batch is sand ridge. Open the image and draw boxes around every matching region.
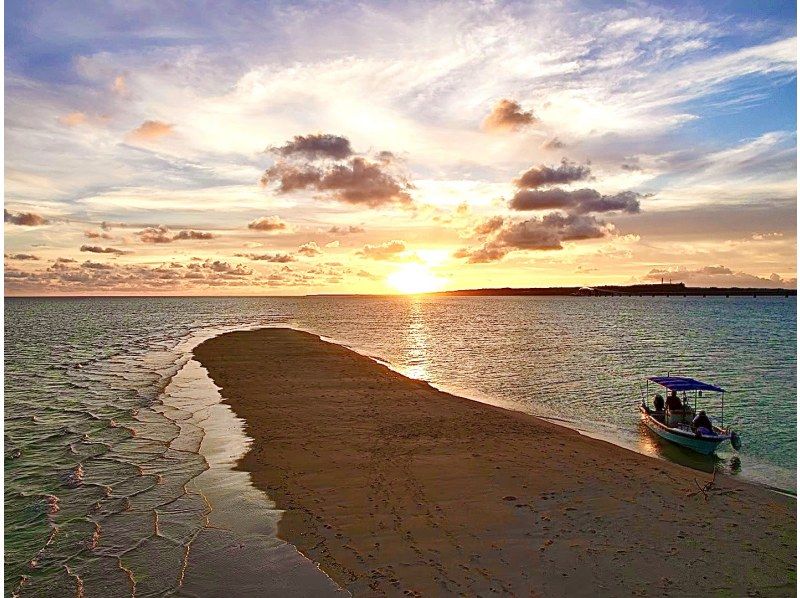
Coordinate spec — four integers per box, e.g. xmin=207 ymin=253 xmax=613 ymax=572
xmin=194 ymin=328 xmax=796 ymax=597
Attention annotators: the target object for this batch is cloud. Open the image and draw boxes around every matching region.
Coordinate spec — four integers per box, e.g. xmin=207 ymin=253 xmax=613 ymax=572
xmin=49 ymin=258 xmax=77 ymax=270
xmin=173 ymin=230 xmax=214 ymax=240
xmin=510 ymin=188 xmax=642 ymax=213
xmin=453 ymin=245 xmax=509 ymax=264
xmin=112 ymin=74 xmax=128 ymax=95
xmin=325 ymin=240 xmax=340 ymax=248
xmin=515 ymin=159 xmax=592 ymax=189
xmin=248 ymin=216 xmax=288 ymax=232
xmin=4 ymin=209 xmax=49 ymax=226
xmin=137 ymin=225 xmax=172 ymax=243
xmin=80 ymin=244 xmax=128 ymax=255
xmin=271 ymin=133 xmax=353 ymax=160
xmin=328 ymin=225 xmax=365 ymax=234
xmin=5 ymin=253 xmax=40 ymax=261
xmin=5 ymin=257 xmax=277 ymax=294
xmin=235 ymin=252 xmax=296 ymax=262
xmin=317 ymin=158 xmax=412 ymax=206
xmin=197 ymin=260 xmax=253 ymax=276
xmin=644 ymin=266 xmax=797 ymax=288
xmin=357 ymin=240 xmax=408 ymax=260
xmin=262 ymin=134 xmax=413 ymax=207
xmin=137 ymin=225 xmax=214 ymax=243
xmin=263 ymin=157 xmax=412 ymax=207
xmin=58 ymin=112 xmax=88 ymax=127
xmin=541 ymin=137 xmax=566 ymax=150
xmin=482 ymin=99 xmax=537 ymax=132
xmin=297 ymin=241 xmax=322 ymax=257
xmin=84 ymin=229 xmax=113 ymax=239
xmin=455 ymin=213 xmax=611 ymax=262
xmin=128 ymin=120 xmax=174 ymax=141
xmin=473 ymin=216 xmax=505 ymax=235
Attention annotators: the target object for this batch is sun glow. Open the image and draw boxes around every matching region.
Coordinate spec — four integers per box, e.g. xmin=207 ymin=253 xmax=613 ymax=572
xmin=387 ymin=264 xmax=445 ymax=294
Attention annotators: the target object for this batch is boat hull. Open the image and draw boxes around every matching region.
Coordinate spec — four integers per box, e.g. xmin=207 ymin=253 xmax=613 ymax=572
xmin=639 ymin=405 xmax=729 ymax=455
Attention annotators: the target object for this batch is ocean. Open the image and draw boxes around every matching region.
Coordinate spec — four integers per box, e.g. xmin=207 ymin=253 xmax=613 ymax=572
xmin=4 ymin=295 xmax=796 ymax=595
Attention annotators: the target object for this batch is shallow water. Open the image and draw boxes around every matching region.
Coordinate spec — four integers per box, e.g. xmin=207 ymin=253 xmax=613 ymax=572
xmin=4 ymin=295 xmax=796 ymax=594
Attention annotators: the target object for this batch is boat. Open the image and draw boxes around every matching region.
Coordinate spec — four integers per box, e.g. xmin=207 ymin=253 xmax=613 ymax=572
xmin=639 ymin=376 xmax=741 ymax=455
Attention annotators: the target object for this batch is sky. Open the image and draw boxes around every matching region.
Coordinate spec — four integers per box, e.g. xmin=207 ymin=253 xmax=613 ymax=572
xmin=3 ymin=0 xmax=797 ymax=295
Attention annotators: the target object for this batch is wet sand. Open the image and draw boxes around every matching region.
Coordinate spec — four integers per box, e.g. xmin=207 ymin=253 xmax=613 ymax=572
xmin=194 ymin=328 xmax=796 ymax=597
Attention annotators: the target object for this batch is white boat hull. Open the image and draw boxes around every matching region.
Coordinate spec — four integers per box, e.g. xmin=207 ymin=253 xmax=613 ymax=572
xmin=639 ymin=405 xmax=730 ymax=455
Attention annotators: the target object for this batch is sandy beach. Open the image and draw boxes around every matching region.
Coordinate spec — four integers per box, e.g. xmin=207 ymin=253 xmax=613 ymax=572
xmin=194 ymin=328 xmax=796 ymax=597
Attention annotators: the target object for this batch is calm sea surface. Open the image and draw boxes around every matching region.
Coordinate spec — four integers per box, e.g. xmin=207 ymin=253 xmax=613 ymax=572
xmin=5 ymin=296 xmax=796 ymax=595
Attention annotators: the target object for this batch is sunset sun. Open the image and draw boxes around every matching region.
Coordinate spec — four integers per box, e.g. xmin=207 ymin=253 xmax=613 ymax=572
xmin=387 ymin=264 xmax=445 ymax=294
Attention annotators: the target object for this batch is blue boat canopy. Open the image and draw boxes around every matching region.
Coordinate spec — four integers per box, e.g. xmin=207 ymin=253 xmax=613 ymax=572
xmin=648 ymin=376 xmax=724 ymax=393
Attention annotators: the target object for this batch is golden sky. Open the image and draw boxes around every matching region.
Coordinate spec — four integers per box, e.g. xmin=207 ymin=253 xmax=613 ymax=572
xmin=4 ymin=1 xmax=797 ymax=295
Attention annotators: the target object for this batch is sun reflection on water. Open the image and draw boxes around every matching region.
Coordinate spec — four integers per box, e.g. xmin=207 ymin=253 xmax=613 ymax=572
xmin=403 ymin=296 xmax=430 ymax=381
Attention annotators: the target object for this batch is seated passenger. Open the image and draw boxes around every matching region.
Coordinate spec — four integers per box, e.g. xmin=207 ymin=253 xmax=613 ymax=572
xmin=692 ymin=410 xmax=714 ymax=434
xmin=653 ymin=393 xmax=665 ymax=412
xmin=665 ymin=390 xmax=682 ymax=411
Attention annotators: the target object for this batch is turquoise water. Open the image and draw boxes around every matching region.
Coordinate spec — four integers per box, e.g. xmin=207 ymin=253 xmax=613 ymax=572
xmin=4 ymin=296 xmax=796 ymax=594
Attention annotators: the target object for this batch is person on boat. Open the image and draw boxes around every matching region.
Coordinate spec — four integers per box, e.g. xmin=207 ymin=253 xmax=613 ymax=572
xmin=665 ymin=390 xmax=682 ymax=411
xmin=692 ymin=410 xmax=714 ymax=435
xmin=653 ymin=393 xmax=664 ymax=412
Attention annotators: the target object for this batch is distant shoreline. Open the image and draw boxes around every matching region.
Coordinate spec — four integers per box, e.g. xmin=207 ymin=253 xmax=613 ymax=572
xmin=4 ymin=282 xmax=796 ymax=299
xmin=193 ymin=327 xmax=796 ymax=596
xmin=435 ymin=283 xmax=796 ymax=297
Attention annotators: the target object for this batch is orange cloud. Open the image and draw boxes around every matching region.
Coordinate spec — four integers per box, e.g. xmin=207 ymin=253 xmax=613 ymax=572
xmin=248 ymin=216 xmax=288 ymax=232
xmin=112 ymin=75 xmax=128 ymax=95
xmin=482 ymin=99 xmax=537 ymax=132
xmin=128 ymin=120 xmax=174 ymax=141
xmin=297 ymin=242 xmax=322 ymax=257
xmin=58 ymin=112 xmax=88 ymax=127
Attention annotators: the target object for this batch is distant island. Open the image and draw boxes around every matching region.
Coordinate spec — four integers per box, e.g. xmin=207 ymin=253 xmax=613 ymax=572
xmin=436 ymin=282 xmax=796 ymax=297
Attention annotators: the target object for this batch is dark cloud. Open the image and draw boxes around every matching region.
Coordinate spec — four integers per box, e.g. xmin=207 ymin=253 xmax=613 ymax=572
xmin=356 ymin=269 xmax=379 ymax=280
xmin=482 ymin=99 xmax=537 ymax=132
xmin=454 ymin=214 xmax=610 ymax=263
xmin=235 ymin=252 xmax=295 ymax=263
xmin=621 ymin=156 xmax=642 ymax=171
xmin=4 ymin=253 xmax=40 ymax=260
xmin=541 ymin=137 xmax=566 ymax=150
xmin=80 ymin=245 xmax=128 ymax=255
xmin=318 ymin=158 xmax=412 ymax=206
xmin=271 ymin=134 xmax=353 ymax=160
xmin=515 ymin=159 xmax=592 ymax=189
xmin=261 ymin=135 xmax=413 ymax=207
xmin=356 ymin=240 xmax=407 ymax=260
xmin=510 ymin=188 xmax=641 ymax=214
xmin=248 ymin=216 xmax=288 ymax=232
xmin=4 ymin=209 xmax=49 ymax=226
xmin=263 ymin=158 xmax=412 ymax=207
xmin=261 ymin=164 xmax=323 ymax=192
